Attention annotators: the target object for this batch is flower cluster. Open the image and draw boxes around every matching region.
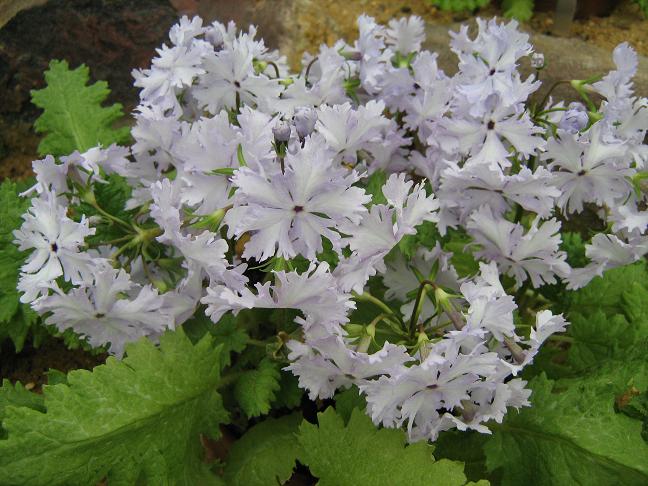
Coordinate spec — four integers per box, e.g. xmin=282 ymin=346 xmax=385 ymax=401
xmin=14 ymin=15 xmax=647 ymax=442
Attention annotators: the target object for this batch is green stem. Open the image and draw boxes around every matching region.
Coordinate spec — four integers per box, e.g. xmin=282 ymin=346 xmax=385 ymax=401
xmin=353 ymin=292 xmax=398 ymax=319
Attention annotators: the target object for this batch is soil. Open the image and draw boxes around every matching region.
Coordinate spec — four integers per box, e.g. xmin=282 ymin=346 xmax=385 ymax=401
xmin=0 ymin=337 xmax=107 ymax=392
xmin=282 ymin=0 xmax=647 ymax=68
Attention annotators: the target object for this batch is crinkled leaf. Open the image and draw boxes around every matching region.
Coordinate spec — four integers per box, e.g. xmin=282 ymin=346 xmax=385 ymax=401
xmin=502 ymin=0 xmax=534 ymax=21
xmin=223 ymin=413 xmax=302 ymax=485
xmin=0 ymin=329 xmax=229 ymax=485
xmin=234 ymin=358 xmax=281 ymax=417
xmin=298 ymin=407 xmax=469 ymax=486
xmin=183 ymin=312 xmax=249 ymax=369
xmin=485 ymin=368 xmax=648 ymax=486
xmin=567 ymin=262 xmax=647 ymax=318
xmin=566 ymin=311 xmax=636 ymax=372
xmin=0 ymin=180 xmax=37 ymax=351
xmin=0 ymin=380 xmax=44 ymax=439
xmin=212 ymin=314 xmax=249 ymax=368
xmin=31 ymin=60 xmax=130 ymax=157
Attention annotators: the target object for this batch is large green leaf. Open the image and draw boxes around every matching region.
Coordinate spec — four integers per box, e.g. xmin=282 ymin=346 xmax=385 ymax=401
xmin=0 ymin=329 xmax=228 ymax=485
xmin=485 ymin=369 xmax=648 ymax=486
xmin=567 ymin=263 xmax=647 ymax=319
xmin=31 ymin=60 xmax=130 ymax=157
xmin=223 ymin=414 xmax=302 ymax=485
xmin=297 ymin=407 xmax=470 ymax=486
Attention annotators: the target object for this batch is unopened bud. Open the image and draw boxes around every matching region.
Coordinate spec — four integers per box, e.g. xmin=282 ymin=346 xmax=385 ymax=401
xmin=341 ymin=50 xmax=363 ymax=61
xmin=531 ymin=52 xmax=545 ymax=69
xmin=294 ymin=107 xmax=317 ymax=139
xmin=559 ymin=102 xmax=588 ymax=133
xmin=272 ymin=120 xmax=292 ymax=142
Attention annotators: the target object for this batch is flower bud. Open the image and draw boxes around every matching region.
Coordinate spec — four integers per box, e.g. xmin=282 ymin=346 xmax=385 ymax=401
xmin=559 ymin=102 xmax=588 ymax=133
xmin=294 ymin=107 xmax=317 ymax=139
xmin=531 ymin=52 xmax=545 ymax=69
xmin=272 ymin=120 xmax=292 ymax=142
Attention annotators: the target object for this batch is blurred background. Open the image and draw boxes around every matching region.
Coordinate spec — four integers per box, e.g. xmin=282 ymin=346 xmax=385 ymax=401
xmin=0 ymin=0 xmax=646 ymax=181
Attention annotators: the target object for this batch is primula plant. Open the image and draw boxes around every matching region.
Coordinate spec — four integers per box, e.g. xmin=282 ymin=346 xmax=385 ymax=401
xmin=0 ymin=14 xmax=647 ymax=485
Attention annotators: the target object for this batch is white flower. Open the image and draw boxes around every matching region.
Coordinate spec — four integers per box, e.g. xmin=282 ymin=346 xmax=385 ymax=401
xmin=359 ymin=340 xmax=502 ymax=440
xmin=14 ymin=191 xmax=96 ymax=302
xmin=315 ymin=101 xmax=390 ymax=163
xmin=286 ymin=335 xmax=412 ymax=400
xmin=382 ymin=173 xmax=439 ymax=234
xmin=444 ymin=103 xmax=544 ymax=168
xmin=467 ymin=206 xmax=570 ymax=287
xmin=455 ymin=262 xmax=518 ymax=341
xmin=133 ymin=41 xmax=208 ymax=111
xmin=225 ymin=136 xmax=370 ymax=261
xmin=150 ymin=179 xmax=230 ymax=281
xmin=385 ymin=16 xmax=425 ymax=54
xmin=33 ymin=265 xmax=173 ymax=357
xmin=23 ymin=155 xmax=69 ymax=196
xmin=194 ymin=38 xmax=282 ymax=114
xmin=438 ymin=163 xmax=559 ymax=220
xmin=202 ymin=263 xmax=353 ymax=326
xmin=542 ymin=124 xmax=631 ymax=214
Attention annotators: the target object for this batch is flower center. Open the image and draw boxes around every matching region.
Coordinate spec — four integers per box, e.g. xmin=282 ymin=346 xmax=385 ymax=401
xmin=50 ymin=242 xmax=58 ymax=253
xmin=293 ymin=205 xmax=304 ymax=213
xmin=487 ymin=120 xmax=495 ymax=130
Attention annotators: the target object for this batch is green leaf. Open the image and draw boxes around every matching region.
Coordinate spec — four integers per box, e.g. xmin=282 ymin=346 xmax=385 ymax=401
xmin=223 ymin=414 xmax=302 ymax=485
xmin=0 ymin=380 xmax=44 ymax=439
xmin=484 ymin=370 xmax=648 ymax=486
xmin=561 ymin=232 xmax=588 ymax=268
xmin=234 ymin=358 xmax=281 ymax=417
xmin=443 ymin=230 xmax=479 ymax=278
xmin=502 ymin=0 xmax=534 ymax=21
xmin=434 ymin=430 xmax=490 ymax=483
xmin=565 ymin=311 xmax=636 ymax=372
xmin=567 ymin=262 xmax=647 ymax=318
xmin=0 ymin=180 xmax=38 ymax=351
xmin=485 ymin=261 xmax=648 ymax=484
xmin=398 ymin=220 xmax=442 ymax=259
xmin=334 ymin=386 xmax=366 ymax=423
xmin=0 ymin=329 xmax=229 ymax=485
xmin=31 ymin=60 xmax=130 ymax=157
xmin=212 ymin=315 xmax=249 ymax=368
xmin=297 ymin=407 xmax=469 ymax=485
xmin=557 ymin=264 xmax=648 ymax=374
xmin=183 ymin=312 xmax=249 ymax=369
xmin=272 ymin=371 xmax=304 ymax=410
xmin=365 ymin=170 xmax=387 ymax=205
